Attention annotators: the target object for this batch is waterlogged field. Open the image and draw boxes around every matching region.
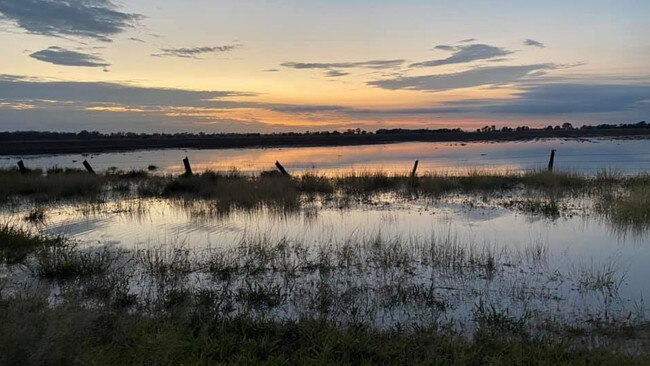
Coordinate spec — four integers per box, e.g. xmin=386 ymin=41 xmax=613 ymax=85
xmin=4 ymin=137 xmax=650 ymax=175
xmin=2 ymin=159 xmax=650 ymax=363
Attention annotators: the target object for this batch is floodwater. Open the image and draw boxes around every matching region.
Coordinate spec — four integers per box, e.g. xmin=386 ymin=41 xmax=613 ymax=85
xmin=3 ymin=137 xmax=650 ymax=175
xmin=3 ymin=193 xmax=650 ymax=326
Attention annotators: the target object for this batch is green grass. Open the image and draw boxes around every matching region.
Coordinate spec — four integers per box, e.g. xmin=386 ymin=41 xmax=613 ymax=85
xmin=0 ymin=223 xmax=63 ymax=264
xmin=0 ymin=296 xmax=647 ymax=366
xmin=35 ymin=244 xmax=119 ymax=279
xmin=597 ymin=178 xmax=650 ymax=233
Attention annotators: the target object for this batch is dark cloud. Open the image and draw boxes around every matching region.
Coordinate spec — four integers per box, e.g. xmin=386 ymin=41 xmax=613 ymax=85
xmin=488 ymin=83 xmax=650 ymax=114
xmin=411 ymin=44 xmax=513 ymax=68
xmin=524 ymin=39 xmax=545 ymax=48
xmin=29 ymin=46 xmax=109 ymax=68
xmin=357 ymin=83 xmax=650 ymax=116
xmin=458 ymin=38 xmax=477 ymax=43
xmin=368 ymin=64 xmax=556 ymax=92
xmin=0 ymin=75 xmax=648 ymax=132
xmin=433 ymin=45 xmax=456 ymax=51
xmin=0 ymin=0 xmax=142 ymax=42
xmin=0 ymin=76 xmax=252 ymax=107
xmin=325 ymin=70 xmax=349 ymax=77
xmin=281 ymin=60 xmax=405 ymax=70
xmin=152 ymin=45 xmax=239 ymax=58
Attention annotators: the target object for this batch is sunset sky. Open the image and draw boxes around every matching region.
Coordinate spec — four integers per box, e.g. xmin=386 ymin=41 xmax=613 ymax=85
xmin=0 ymin=0 xmax=649 ymax=133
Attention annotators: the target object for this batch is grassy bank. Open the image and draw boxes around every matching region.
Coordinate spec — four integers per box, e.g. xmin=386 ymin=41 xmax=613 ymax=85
xmin=1 ymin=297 xmax=647 ymax=365
xmin=0 ymin=167 xmax=636 ymax=201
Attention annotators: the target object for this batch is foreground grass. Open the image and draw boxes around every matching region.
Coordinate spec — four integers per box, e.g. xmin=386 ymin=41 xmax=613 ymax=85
xmin=1 ymin=223 xmax=648 ymax=364
xmin=0 ymin=223 xmax=63 ymax=264
xmin=0 ymin=297 xmax=647 ymax=366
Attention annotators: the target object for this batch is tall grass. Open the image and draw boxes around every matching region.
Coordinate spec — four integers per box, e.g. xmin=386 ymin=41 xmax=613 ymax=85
xmin=0 ymin=223 xmax=63 ymax=264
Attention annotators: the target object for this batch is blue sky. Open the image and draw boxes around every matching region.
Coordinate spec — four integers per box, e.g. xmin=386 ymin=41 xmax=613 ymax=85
xmin=0 ymin=0 xmax=648 ymax=132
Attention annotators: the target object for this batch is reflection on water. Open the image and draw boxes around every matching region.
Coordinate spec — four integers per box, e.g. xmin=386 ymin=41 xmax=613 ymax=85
xmin=3 ymin=138 xmax=650 ymax=175
xmin=2 ymin=195 xmax=649 ymax=324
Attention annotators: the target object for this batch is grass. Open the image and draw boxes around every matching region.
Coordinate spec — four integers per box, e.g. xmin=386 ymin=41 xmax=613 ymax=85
xmin=0 ymin=167 xmax=625 ymax=204
xmin=0 ymin=223 xmax=63 ymax=264
xmin=0 ymin=297 xmax=648 ymax=365
xmin=35 ymin=244 xmax=119 ymax=279
xmin=0 ymin=222 xmax=648 ymax=364
xmin=597 ymin=177 xmax=650 ymax=233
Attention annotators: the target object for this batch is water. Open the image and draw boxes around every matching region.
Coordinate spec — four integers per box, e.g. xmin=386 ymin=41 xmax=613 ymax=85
xmin=3 ymin=137 xmax=650 ymax=175
xmin=3 ymin=194 xmax=649 ymax=326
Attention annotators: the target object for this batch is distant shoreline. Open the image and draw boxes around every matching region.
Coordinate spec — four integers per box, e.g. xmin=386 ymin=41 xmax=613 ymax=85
xmin=3 ymin=128 xmax=650 ymax=156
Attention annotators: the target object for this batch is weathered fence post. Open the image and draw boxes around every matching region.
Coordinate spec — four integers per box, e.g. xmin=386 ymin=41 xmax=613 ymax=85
xmin=182 ymin=157 xmax=193 ymax=176
xmin=82 ymin=160 xmax=95 ymax=174
xmin=275 ymin=161 xmax=289 ymax=177
xmin=547 ymin=150 xmax=556 ymax=172
xmin=17 ymin=160 xmax=28 ymax=175
xmin=411 ymin=160 xmax=419 ymax=178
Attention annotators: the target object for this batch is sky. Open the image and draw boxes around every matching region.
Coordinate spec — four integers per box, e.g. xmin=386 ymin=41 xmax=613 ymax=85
xmin=0 ymin=0 xmax=649 ymax=133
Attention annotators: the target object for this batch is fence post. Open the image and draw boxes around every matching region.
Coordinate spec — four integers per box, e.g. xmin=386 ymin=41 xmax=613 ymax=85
xmin=275 ymin=161 xmax=289 ymax=177
xmin=82 ymin=160 xmax=95 ymax=174
xmin=411 ymin=160 xmax=419 ymax=178
xmin=17 ymin=160 xmax=28 ymax=175
xmin=547 ymin=150 xmax=556 ymax=172
xmin=182 ymin=157 xmax=193 ymax=176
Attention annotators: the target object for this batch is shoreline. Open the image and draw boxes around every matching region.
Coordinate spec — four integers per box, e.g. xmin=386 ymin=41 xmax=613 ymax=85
xmin=3 ymin=128 xmax=650 ymax=156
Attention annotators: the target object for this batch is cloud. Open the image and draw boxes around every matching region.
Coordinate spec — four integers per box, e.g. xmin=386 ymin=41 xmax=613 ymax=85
xmin=29 ymin=46 xmax=109 ymax=68
xmin=152 ymin=45 xmax=239 ymax=58
xmin=458 ymin=38 xmax=477 ymax=43
xmin=281 ymin=59 xmax=405 ymax=78
xmin=411 ymin=43 xmax=514 ymax=68
xmin=0 ymin=76 xmax=252 ymax=107
xmin=368 ymin=64 xmax=556 ymax=92
xmin=487 ymin=83 xmax=650 ymax=114
xmin=281 ymin=59 xmax=405 ymax=70
xmin=359 ymin=83 xmax=650 ymax=116
xmin=0 ymin=0 xmax=142 ymax=42
xmin=524 ymin=39 xmax=545 ymax=48
xmin=325 ymin=70 xmax=349 ymax=77
xmin=433 ymin=45 xmax=456 ymax=51
xmin=1 ymin=75 xmax=648 ymax=132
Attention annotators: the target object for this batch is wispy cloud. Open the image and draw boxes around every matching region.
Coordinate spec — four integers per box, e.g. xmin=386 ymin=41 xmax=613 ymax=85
xmin=281 ymin=59 xmax=405 ymax=78
xmin=368 ymin=64 xmax=556 ymax=92
xmin=281 ymin=60 xmax=405 ymax=70
xmin=325 ymin=70 xmax=350 ymax=77
xmin=29 ymin=46 xmax=110 ymax=68
xmin=524 ymin=39 xmax=545 ymax=48
xmin=412 ymin=43 xmax=513 ymax=68
xmin=152 ymin=45 xmax=240 ymax=58
xmin=0 ymin=0 xmax=142 ymax=42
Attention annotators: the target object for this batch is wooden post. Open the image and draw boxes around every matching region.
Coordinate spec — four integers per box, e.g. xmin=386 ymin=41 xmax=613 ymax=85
xmin=17 ymin=160 xmax=27 ymax=175
xmin=411 ymin=160 xmax=419 ymax=178
xmin=547 ymin=150 xmax=556 ymax=172
xmin=275 ymin=161 xmax=289 ymax=176
xmin=182 ymin=157 xmax=193 ymax=176
xmin=82 ymin=160 xmax=95 ymax=174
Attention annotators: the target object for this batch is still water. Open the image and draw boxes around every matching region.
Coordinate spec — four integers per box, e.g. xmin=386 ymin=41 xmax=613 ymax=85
xmin=3 ymin=194 xmax=649 ymax=325
xmin=3 ymin=137 xmax=650 ymax=175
